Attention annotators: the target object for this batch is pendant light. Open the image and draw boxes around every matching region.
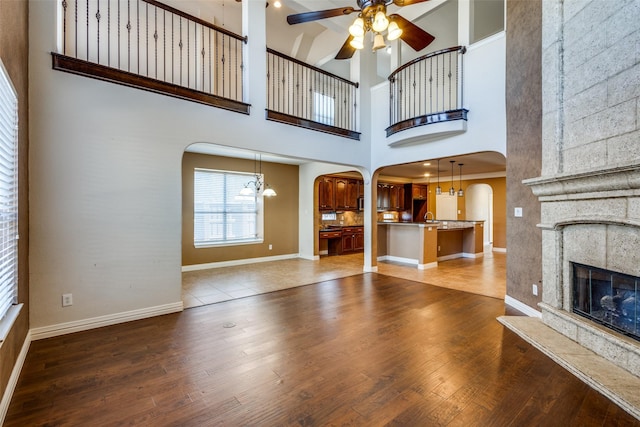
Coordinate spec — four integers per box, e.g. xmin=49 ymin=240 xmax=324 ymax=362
xmin=457 ymin=163 xmax=464 ymax=197
xmin=436 ymin=159 xmax=442 ymax=195
xmin=449 ymin=160 xmax=455 ymax=196
xmin=238 ymin=154 xmax=277 ymax=197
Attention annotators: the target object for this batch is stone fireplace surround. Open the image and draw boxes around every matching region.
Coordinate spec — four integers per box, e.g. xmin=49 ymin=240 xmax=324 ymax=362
xmin=524 ymin=163 xmax=640 ymax=379
xmin=502 ymin=165 xmax=640 ymax=418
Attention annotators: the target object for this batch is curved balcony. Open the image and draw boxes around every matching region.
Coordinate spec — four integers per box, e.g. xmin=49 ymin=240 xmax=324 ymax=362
xmin=386 ymin=46 xmax=468 ymax=138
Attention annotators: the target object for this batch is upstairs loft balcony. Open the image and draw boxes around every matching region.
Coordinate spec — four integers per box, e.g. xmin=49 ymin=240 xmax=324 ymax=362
xmin=54 ymin=0 xmax=250 ymax=114
xmin=52 ymin=0 xmax=468 ymax=143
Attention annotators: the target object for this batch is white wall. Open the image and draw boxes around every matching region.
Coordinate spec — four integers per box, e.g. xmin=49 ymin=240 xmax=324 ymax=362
xmin=29 ymin=0 xmax=372 ymax=330
xmin=370 ymin=33 xmax=506 ymax=172
xmin=29 ymin=0 xmax=506 ymax=331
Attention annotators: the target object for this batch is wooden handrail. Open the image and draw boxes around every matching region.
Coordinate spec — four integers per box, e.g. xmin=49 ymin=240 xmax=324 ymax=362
xmin=142 ymin=0 xmax=246 ymax=42
xmin=388 ymin=46 xmax=466 ymax=82
xmin=266 ymin=48 xmax=358 ymax=88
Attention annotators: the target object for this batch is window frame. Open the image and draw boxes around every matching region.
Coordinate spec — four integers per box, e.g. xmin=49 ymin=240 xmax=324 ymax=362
xmin=193 ymin=168 xmax=265 ymax=248
xmin=0 ymin=59 xmax=20 ymax=329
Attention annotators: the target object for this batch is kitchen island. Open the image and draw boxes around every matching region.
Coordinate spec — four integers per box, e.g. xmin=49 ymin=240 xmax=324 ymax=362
xmin=377 ymin=220 xmax=484 ymax=268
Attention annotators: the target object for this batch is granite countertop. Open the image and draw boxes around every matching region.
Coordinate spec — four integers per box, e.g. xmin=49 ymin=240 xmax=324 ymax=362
xmin=378 ymin=220 xmax=484 ymax=230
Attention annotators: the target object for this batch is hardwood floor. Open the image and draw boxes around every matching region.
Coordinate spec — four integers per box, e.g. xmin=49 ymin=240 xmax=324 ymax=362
xmin=6 ymin=273 xmax=637 ymax=426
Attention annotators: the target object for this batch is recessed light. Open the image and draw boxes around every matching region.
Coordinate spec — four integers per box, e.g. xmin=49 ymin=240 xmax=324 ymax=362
xmin=423 ymin=162 xmax=431 ymax=166
xmin=424 ymin=173 xmax=430 ymax=177
xmin=274 ymin=0 xmax=282 ymax=7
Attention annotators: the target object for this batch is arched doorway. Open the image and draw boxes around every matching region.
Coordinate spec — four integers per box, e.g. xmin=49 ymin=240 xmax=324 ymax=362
xmin=465 ymin=183 xmax=493 ymax=252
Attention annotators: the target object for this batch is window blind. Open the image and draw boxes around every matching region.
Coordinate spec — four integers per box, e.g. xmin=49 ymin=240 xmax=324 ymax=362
xmin=194 ymin=169 xmax=259 ymax=246
xmin=0 ymin=62 xmax=19 ymax=320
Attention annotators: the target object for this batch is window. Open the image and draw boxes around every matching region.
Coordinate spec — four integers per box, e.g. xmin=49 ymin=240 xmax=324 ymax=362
xmin=0 ymin=60 xmax=19 ymax=320
xmin=313 ymin=92 xmax=335 ymax=126
xmin=194 ymin=168 xmax=263 ymax=247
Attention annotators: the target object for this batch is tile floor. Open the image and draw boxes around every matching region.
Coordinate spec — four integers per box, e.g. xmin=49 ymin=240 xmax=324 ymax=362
xmin=182 ymin=252 xmax=506 ymax=308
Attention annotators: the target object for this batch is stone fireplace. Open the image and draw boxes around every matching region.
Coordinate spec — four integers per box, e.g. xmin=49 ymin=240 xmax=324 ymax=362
xmin=502 ymin=0 xmax=639 ymax=419
xmin=525 ymin=168 xmax=640 ymax=379
xmin=572 ymin=263 xmax=639 ymax=343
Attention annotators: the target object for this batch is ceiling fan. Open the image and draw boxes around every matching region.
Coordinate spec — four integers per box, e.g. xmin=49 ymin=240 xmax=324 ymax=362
xmin=286 ymin=0 xmax=435 ymax=60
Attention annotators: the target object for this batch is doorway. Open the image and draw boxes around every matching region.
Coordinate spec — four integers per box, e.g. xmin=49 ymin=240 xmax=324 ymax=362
xmin=465 ymin=183 xmax=494 ymax=252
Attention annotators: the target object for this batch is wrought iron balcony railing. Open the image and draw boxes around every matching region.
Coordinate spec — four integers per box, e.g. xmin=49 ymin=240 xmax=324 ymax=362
xmin=387 ymin=46 xmax=468 ymax=137
xmin=266 ymin=49 xmax=360 ymax=140
xmin=54 ymin=0 xmax=250 ymax=113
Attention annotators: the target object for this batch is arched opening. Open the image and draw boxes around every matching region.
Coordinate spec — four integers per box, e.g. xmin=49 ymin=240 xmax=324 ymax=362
xmin=465 ymin=183 xmax=494 ymax=252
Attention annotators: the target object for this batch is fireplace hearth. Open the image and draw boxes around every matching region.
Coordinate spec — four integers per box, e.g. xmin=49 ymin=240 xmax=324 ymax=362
xmin=573 ymin=263 xmax=639 ymax=342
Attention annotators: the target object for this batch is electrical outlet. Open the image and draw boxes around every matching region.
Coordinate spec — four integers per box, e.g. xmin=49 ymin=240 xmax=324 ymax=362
xmin=437 ymin=245 xmax=441 ymax=252
xmin=532 ymin=284 xmax=538 ymax=296
xmin=268 ymin=244 xmax=272 ymax=250
xmin=514 ymin=207 xmax=523 ymax=217
xmin=62 ymin=293 xmax=73 ymax=307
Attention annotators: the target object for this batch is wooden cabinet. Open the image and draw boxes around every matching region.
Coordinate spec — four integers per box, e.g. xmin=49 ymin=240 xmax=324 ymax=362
xmin=346 ymin=179 xmax=360 ymax=209
xmin=319 ymin=175 xmax=363 ymax=211
xmin=378 ymin=183 xmax=405 ymax=211
xmin=335 ymin=178 xmax=360 ymax=210
xmin=319 ymin=177 xmax=335 ymax=210
xmin=389 ymin=184 xmax=405 ymax=210
xmin=412 ymin=184 xmax=428 ymax=200
xmin=377 ymin=183 xmax=390 ymax=211
xmin=341 ymin=227 xmax=363 ymax=253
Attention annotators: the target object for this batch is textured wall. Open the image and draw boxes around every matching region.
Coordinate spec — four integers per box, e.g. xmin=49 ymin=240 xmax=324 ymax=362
xmin=505 ymin=0 xmax=543 ymax=309
xmin=542 ymin=0 xmax=640 ymax=176
xmin=0 ymin=0 xmax=29 ymax=405
xmin=182 ymin=152 xmax=299 ymax=266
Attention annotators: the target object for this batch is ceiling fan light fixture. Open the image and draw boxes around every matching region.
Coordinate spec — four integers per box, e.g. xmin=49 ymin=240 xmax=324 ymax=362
xmin=372 ymin=10 xmax=389 ymax=33
xmin=350 ymin=35 xmax=364 ymax=50
xmin=348 ymin=17 xmax=365 ymax=37
xmin=372 ymin=33 xmax=386 ymax=51
xmin=387 ymin=20 xmax=402 ymax=41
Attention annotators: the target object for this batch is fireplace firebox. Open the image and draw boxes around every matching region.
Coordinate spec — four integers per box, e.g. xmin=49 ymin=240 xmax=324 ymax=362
xmin=572 ymin=263 xmax=639 ymax=342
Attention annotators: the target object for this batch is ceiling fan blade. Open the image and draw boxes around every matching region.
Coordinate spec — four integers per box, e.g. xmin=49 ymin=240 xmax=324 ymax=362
xmin=393 ymin=0 xmax=430 ymax=6
xmin=287 ymin=7 xmax=358 ymax=25
xmin=389 ymin=14 xmax=435 ymax=51
xmin=335 ymin=35 xmax=356 ymax=60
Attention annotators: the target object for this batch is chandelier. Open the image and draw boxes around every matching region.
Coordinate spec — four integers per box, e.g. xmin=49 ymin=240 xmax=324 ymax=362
xmin=238 ymin=154 xmax=277 ymax=197
xmin=348 ymin=4 xmax=402 ymax=51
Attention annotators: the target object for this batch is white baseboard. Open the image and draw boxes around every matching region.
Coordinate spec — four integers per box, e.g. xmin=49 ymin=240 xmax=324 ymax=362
xmin=182 ymin=253 xmax=299 ymax=272
xmin=462 ymin=252 xmax=484 ymax=258
xmin=437 ymin=253 xmax=462 ymax=261
xmin=377 ymin=255 xmax=418 ymax=265
xmin=418 ymin=262 xmax=438 ymax=270
xmin=493 ymin=247 xmax=507 ymax=253
xmin=0 ymin=330 xmax=31 ymax=425
xmin=30 ymin=301 xmax=184 ymax=341
xmin=504 ymin=295 xmax=542 ymax=318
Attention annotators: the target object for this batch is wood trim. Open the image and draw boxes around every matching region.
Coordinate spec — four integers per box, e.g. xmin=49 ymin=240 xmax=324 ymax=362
xmin=266 ymin=110 xmax=361 ymax=140
xmin=142 ymin=0 xmax=246 ymax=42
xmin=52 ymin=53 xmax=251 ymax=114
xmin=388 ymin=46 xmax=466 ymax=82
xmin=386 ymin=109 xmax=468 ymax=137
xmin=266 ymin=48 xmax=358 ymax=87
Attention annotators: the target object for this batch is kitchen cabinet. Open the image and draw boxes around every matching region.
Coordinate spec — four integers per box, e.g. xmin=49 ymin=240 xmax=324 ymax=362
xmin=389 ymin=184 xmax=405 ymax=210
xmin=412 ymin=184 xmax=428 ymax=200
xmin=378 ymin=183 xmax=405 ymax=211
xmin=318 ymin=176 xmax=335 ymax=210
xmin=335 ymin=178 xmax=360 ymax=210
xmin=377 ymin=183 xmax=390 ymax=211
xmin=341 ymin=227 xmax=363 ymax=253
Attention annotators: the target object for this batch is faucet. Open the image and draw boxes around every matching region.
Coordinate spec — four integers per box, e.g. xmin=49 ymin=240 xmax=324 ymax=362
xmin=424 ymin=212 xmax=434 ymax=222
